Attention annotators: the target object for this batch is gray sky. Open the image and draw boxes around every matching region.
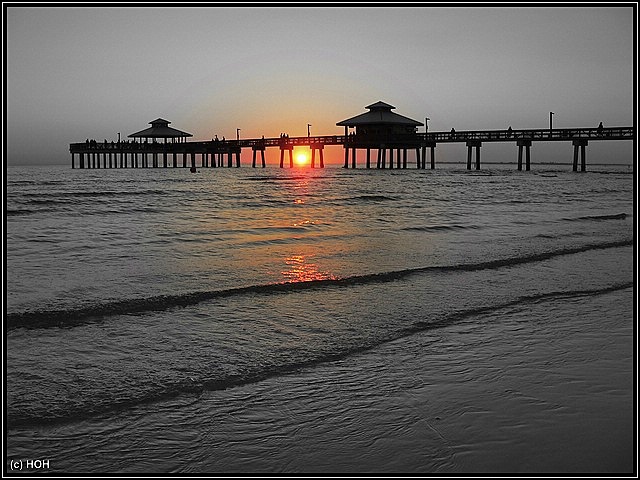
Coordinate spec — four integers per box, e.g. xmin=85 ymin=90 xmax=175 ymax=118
xmin=5 ymin=5 xmax=635 ymax=165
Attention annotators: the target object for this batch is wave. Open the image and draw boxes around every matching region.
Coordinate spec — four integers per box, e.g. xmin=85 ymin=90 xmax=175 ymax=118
xmin=564 ymin=213 xmax=628 ymax=222
xmin=243 ymin=175 xmax=323 ymax=182
xmin=21 ymin=189 xmax=169 ymax=201
xmin=6 ymin=209 xmax=41 ymax=216
xmin=334 ymin=194 xmax=397 ymax=203
xmin=6 ymin=239 xmax=632 ymax=332
xmin=6 ymin=280 xmax=633 ymax=429
xmin=401 ymin=224 xmax=480 ymax=232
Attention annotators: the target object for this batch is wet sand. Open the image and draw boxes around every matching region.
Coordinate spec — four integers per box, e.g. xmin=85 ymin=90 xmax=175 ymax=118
xmin=10 ymin=287 xmax=633 ymax=474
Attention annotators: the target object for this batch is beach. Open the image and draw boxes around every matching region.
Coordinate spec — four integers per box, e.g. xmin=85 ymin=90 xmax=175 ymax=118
xmin=5 ymin=164 xmax=635 ymax=474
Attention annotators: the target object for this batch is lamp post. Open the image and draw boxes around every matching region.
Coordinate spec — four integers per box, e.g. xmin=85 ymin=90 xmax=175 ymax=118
xmin=307 ymin=124 xmax=312 ymax=137
xmin=117 ymin=132 xmax=120 ymax=143
xmin=425 ymin=117 xmax=430 ymax=133
xmin=549 ymin=112 xmax=554 ymax=132
xmin=236 ymin=128 xmax=241 ymax=141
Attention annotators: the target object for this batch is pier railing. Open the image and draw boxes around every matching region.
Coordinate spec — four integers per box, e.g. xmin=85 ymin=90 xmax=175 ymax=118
xmin=71 ymin=127 xmax=634 ymax=153
xmin=420 ymin=126 xmax=634 ymax=143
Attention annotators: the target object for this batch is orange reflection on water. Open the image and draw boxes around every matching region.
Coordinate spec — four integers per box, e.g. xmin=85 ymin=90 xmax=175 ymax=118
xmin=281 ymin=254 xmax=337 ymax=283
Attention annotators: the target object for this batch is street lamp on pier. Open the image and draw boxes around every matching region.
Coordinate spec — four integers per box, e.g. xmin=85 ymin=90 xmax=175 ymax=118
xmin=307 ymin=124 xmax=312 ymax=137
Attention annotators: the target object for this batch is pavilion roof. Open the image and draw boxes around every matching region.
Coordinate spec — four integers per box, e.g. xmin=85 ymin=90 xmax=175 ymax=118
xmin=336 ymin=101 xmax=423 ymax=127
xmin=128 ymin=119 xmax=193 ymax=138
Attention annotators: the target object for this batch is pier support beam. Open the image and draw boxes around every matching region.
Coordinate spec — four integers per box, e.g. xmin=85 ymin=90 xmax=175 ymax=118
xmin=429 ymin=144 xmax=436 ymax=169
xmin=466 ymin=141 xmax=482 ymax=170
xmin=311 ymin=145 xmax=324 ymax=168
xmin=351 ymin=147 xmax=357 ymax=168
xmin=572 ymin=139 xmax=588 ymax=172
xmin=366 ymin=148 xmax=371 ymax=169
xmin=517 ymin=140 xmax=532 ymax=171
xmin=252 ymin=147 xmax=266 ymax=168
xmin=280 ymin=145 xmax=293 ymax=168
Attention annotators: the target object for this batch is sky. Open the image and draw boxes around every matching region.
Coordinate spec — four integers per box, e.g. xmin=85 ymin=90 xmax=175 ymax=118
xmin=5 ymin=4 xmax=636 ymax=166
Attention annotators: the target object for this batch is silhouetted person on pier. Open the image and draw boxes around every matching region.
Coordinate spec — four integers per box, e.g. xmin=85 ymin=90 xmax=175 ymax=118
xmin=507 ymin=126 xmax=513 ymax=137
xmin=597 ymin=122 xmax=604 ymax=136
xmin=450 ymin=128 xmax=456 ymax=139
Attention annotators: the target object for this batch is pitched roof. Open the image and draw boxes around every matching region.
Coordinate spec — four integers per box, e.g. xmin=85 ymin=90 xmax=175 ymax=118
xmin=366 ymin=101 xmax=396 ymax=110
xmin=128 ymin=119 xmax=193 ymax=138
xmin=149 ymin=118 xmax=172 ymax=126
xmin=336 ymin=101 xmax=423 ymax=127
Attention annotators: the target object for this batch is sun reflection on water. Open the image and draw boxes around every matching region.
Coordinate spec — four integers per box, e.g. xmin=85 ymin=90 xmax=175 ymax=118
xmin=280 ymin=254 xmax=337 ymax=283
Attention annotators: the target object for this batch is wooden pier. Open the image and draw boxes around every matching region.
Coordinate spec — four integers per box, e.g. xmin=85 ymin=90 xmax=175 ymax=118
xmin=70 ymin=104 xmax=634 ymax=172
xmin=70 ymin=126 xmax=634 ymax=172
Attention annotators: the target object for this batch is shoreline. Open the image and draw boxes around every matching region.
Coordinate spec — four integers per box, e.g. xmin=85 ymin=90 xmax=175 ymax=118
xmin=6 ymin=287 xmax=634 ymax=474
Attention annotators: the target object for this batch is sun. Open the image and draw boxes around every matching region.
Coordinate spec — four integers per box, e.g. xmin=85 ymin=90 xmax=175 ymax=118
xmin=295 ymin=151 xmax=309 ymax=166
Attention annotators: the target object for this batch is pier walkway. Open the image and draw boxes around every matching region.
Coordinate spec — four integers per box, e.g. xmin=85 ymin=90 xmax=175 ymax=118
xmin=70 ymin=126 xmax=634 ymax=172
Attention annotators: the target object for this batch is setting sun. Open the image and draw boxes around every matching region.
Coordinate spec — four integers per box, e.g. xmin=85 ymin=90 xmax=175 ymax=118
xmin=295 ymin=151 xmax=309 ymax=166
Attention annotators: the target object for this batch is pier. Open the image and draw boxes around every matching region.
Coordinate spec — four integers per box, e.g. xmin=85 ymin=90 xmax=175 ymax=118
xmin=70 ymin=103 xmax=634 ymax=172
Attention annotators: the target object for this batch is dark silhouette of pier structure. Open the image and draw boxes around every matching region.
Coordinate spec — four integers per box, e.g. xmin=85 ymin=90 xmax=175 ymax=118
xmin=70 ymin=102 xmax=634 ymax=172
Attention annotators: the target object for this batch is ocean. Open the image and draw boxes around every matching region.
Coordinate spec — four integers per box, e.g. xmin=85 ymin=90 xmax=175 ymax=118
xmin=5 ymin=162 xmax=635 ymax=474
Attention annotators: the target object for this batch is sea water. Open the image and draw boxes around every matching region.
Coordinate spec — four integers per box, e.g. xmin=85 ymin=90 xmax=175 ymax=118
xmin=5 ymin=162 xmax=635 ymax=473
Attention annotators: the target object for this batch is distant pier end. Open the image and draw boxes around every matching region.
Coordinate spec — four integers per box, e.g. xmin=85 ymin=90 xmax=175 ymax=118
xmin=69 ymin=103 xmax=635 ymax=171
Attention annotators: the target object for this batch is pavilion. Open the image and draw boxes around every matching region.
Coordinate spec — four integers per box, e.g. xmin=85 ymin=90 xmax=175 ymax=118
xmin=336 ymin=101 xmax=425 ymax=168
xmin=128 ymin=118 xmax=192 ymax=143
xmin=336 ymin=101 xmax=423 ymax=136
